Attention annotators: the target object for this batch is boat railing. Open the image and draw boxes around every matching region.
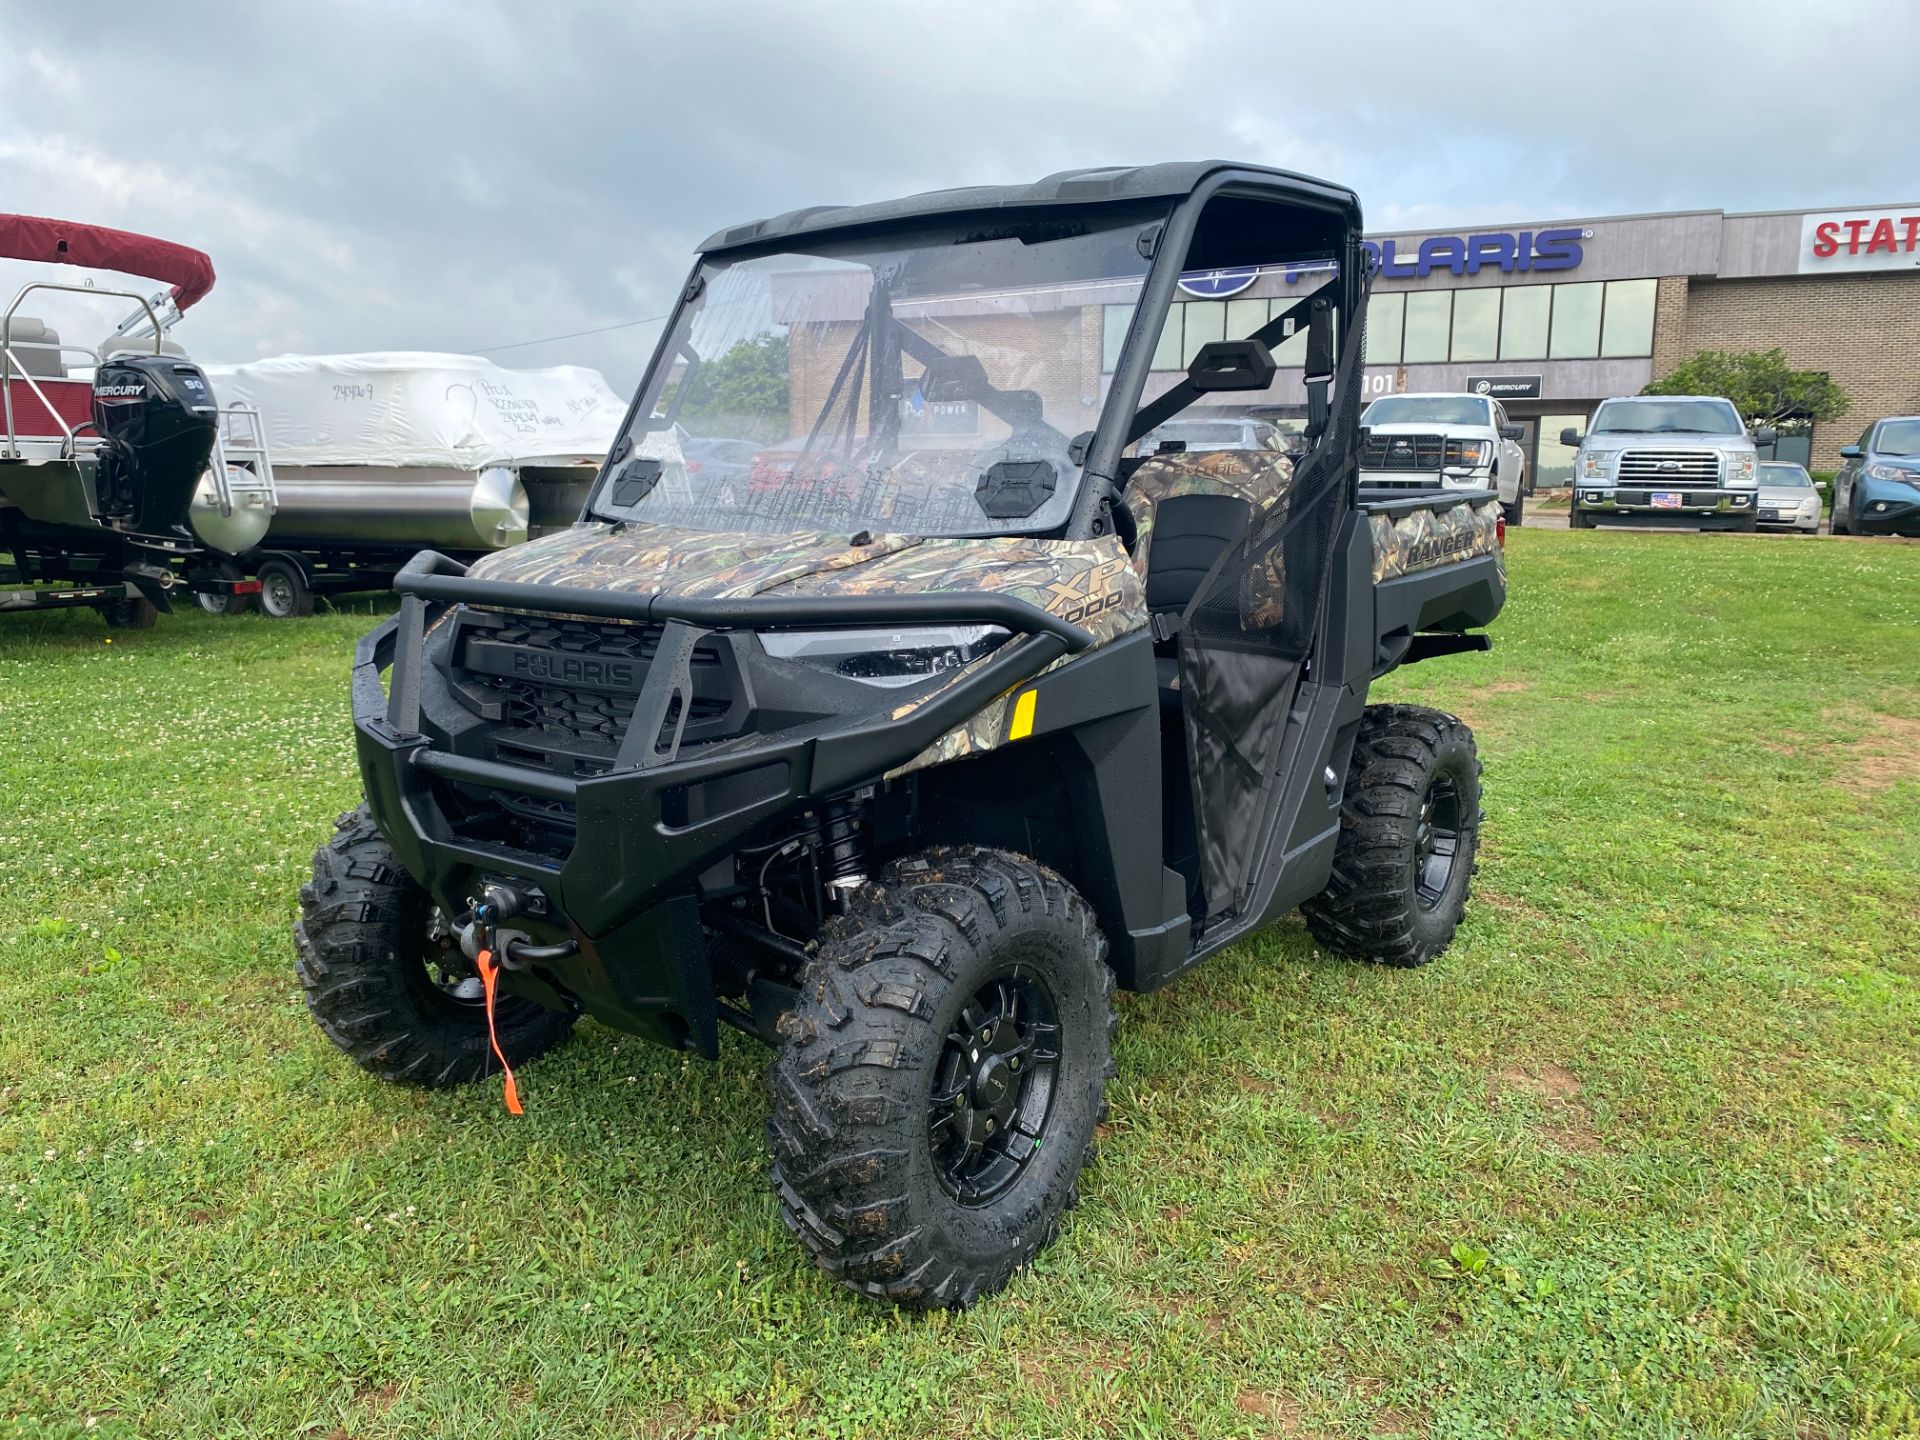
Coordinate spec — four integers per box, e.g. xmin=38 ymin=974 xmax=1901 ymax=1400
xmin=3 ymin=281 xmax=166 ymax=460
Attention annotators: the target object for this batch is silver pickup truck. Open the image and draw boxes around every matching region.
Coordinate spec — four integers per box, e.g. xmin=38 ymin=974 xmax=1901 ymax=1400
xmin=1566 ymin=396 xmax=1774 ymax=531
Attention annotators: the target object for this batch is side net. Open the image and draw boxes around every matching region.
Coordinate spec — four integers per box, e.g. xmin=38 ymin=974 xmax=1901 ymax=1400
xmin=1177 ymin=280 xmax=1370 ymax=922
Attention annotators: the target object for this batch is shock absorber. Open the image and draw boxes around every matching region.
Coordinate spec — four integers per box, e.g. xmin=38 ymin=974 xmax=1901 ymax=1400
xmin=818 ymin=797 xmax=868 ymax=897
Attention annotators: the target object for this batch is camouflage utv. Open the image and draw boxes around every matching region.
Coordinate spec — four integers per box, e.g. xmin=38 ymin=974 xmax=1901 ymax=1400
xmin=297 ymin=162 xmax=1506 ymax=1308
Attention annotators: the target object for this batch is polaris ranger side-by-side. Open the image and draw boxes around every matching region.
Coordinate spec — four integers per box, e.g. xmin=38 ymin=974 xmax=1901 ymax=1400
xmin=296 ymin=162 xmax=1506 ymax=1308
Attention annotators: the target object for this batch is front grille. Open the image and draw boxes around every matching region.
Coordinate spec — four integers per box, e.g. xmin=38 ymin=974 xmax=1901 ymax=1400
xmin=453 ymin=612 xmax=736 ymax=785
xmin=1360 ymin=433 xmax=1445 ymax=470
xmin=1617 ymin=449 xmax=1722 ymax=487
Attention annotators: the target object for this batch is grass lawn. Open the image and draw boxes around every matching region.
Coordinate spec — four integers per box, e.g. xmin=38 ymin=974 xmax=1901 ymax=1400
xmin=3 ymin=530 xmax=1918 ymax=1440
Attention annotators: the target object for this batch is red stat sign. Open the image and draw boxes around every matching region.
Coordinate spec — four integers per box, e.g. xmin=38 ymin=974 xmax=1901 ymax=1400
xmin=1799 ymin=207 xmax=1920 ymax=273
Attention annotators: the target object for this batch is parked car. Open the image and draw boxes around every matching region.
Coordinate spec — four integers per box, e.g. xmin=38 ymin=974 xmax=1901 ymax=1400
xmin=1832 ymin=415 xmax=1920 ymax=537
xmin=1756 ymin=462 xmax=1822 ymax=534
xmin=1565 ymin=396 xmax=1771 ymax=531
xmin=1139 ymin=414 xmax=1284 ymax=454
xmin=1359 ymin=392 xmax=1527 ymax=525
xmin=682 ymin=436 xmax=762 ymax=488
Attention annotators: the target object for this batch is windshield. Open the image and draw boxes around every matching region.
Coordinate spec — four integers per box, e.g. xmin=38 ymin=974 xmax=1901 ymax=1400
xmin=1874 ymin=418 xmax=1920 ymax=456
xmin=1759 ymin=464 xmax=1812 ymax=487
xmin=592 ymin=209 xmax=1160 ymax=537
xmin=1361 ymin=395 xmax=1490 ymax=427
xmin=1591 ymin=398 xmax=1743 ymax=435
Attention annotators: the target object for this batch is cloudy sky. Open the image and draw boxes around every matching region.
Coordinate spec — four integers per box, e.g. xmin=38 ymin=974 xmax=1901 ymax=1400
xmin=3 ymin=0 xmax=1914 ymax=390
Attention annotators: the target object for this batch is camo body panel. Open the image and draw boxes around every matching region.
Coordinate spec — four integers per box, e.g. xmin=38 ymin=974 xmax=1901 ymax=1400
xmin=467 ymin=522 xmax=1144 ymax=648
xmin=1125 ymin=448 xmax=1296 ymax=628
xmin=466 ymin=521 xmax=1145 ymax=780
xmin=1369 ymin=497 xmax=1503 ymax=583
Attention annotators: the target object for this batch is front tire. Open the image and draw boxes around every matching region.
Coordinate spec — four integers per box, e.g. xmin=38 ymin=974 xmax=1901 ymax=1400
xmin=766 ymin=846 xmax=1115 ymax=1309
xmin=1302 ymin=705 xmax=1481 ymax=967
xmin=1567 ymin=504 xmax=1594 ymax=530
xmin=1503 ymin=496 xmax=1525 ymax=527
xmin=195 ymin=561 xmax=255 ymax=616
xmin=295 ymin=805 xmax=574 ymax=1085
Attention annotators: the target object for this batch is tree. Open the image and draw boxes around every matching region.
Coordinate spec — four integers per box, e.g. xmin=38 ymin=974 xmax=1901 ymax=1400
xmin=677 ymin=334 xmax=790 ymax=440
xmin=1643 ymin=348 xmax=1849 ymax=429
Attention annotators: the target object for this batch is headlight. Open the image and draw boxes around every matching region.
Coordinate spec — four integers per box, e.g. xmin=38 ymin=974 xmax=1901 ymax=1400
xmin=1579 ymin=450 xmax=1616 ymax=480
xmin=759 ymin=624 xmax=1011 ymax=687
xmin=1443 ymin=438 xmax=1490 ymax=469
xmin=1729 ymin=453 xmax=1757 ymax=485
xmin=1866 ymin=462 xmax=1920 ymax=485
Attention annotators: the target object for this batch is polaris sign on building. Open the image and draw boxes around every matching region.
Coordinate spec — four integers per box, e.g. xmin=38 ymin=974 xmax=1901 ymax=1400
xmin=1250 ymin=200 xmax=1920 ymax=478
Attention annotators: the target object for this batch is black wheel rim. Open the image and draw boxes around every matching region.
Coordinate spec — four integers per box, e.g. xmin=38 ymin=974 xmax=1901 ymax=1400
xmin=928 ymin=969 xmax=1061 ymax=1206
xmin=1413 ymin=772 xmax=1466 ymax=912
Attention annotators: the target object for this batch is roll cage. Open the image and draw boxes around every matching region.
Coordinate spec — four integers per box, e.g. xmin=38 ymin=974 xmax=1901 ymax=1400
xmin=589 ymin=162 xmax=1365 ymax=541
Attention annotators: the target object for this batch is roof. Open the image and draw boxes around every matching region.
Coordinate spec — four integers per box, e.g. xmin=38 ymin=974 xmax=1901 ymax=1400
xmin=0 ymin=214 xmax=216 ymax=311
xmin=696 ymin=161 xmax=1359 ymax=255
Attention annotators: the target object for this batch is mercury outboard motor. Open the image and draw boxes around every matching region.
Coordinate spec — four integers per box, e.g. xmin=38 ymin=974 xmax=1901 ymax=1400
xmin=91 ymin=354 xmax=218 ymax=540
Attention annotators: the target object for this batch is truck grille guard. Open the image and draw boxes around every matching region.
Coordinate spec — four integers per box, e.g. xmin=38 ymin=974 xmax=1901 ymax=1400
xmin=354 ymin=549 xmax=1095 ymax=891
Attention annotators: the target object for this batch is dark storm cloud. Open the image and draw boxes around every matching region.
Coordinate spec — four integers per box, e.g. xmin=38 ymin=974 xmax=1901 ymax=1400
xmin=3 ymin=0 xmax=1913 ymax=389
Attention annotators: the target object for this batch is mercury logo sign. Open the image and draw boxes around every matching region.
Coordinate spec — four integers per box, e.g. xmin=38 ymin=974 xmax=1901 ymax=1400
xmin=94 ymin=383 xmax=145 ymax=398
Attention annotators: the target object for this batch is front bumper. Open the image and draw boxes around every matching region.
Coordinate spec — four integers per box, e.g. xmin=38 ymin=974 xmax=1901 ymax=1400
xmin=352 ymin=551 xmax=1086 ymax=1053
xmin=1855 ymin=478 xmax=1920 ymax=536
xmin=1574 ymin=485 xmax=1758 ymax=527
xmin=1757 ymin=504 xmax=1822 ymax=532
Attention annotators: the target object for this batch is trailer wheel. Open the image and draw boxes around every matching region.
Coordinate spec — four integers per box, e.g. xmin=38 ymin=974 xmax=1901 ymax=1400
xmin=195 ymin=561 xmax=254 ymax=616
xmin=294 ymin=805 xmax=574 ymax=1086
xmin=101 ymin=597 xmax=158 ymax=630
xmin=1302 ymin=705 xmax=1481 ymax=968
xmin=766 ymin=846 xmax=1115 ymax=1310
xmin=257 ymin=558 xmax=314 ymax=619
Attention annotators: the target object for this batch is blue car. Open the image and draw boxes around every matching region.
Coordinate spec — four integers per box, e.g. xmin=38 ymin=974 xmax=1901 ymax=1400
xmin=1833 ymin=416 xmax=1920 ymax=537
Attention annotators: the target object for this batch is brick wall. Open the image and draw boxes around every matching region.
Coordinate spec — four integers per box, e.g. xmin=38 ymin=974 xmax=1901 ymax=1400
xmin=1658 ymin=271 xmax=1920 ymax=469
xmin=1650 ymin=276 xmax=1690 ymax=376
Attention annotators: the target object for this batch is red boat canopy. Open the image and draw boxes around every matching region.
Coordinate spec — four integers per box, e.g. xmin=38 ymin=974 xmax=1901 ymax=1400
xmin=0 ymin=214 xmax=216 ymax=312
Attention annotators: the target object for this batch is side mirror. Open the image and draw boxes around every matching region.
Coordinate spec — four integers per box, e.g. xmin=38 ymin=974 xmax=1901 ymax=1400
xmin=1839 ymin=445 xmax=1863 ymax=459
xmin=1185 ymin=338 xmax=1277 ymax=393
xmin=1559 ymin=427 xmax=1582 ymax=448
xmin=1499 ymin=424 xmax=1524 ymax=441
xmin=1754 ymin=426 xmax=1778 ymax=446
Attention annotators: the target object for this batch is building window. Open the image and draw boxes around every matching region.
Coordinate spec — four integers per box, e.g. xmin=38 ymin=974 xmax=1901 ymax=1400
xmin=1600 ymin=278 xmax=1657 ymax=358
xmin=1183 ymin=300 xmax=1226 ymax=361
xmin=1225 ymin=297 xmax=1267 ymax=348
xmin=1403 ymin=291 xmax=1451 ymax=364
xmin=1151 ymin=302 xmax=1186 ymax=371
xmin=1102 ymin=304 xmax=1134 ymax=372
xmin=1450 ymin=288 xmax=1500 ymax=363
xmin=1499 ymin=287 xmax=1550 ymax=360
xmin=1366 ymin=293 xmax=1404 ymax=365
xmin=1549 ymin=282 xmax=1604 ymax=359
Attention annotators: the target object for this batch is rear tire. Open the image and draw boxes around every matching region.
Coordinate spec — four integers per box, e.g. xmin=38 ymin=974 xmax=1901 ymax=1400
xmin=257 ymin=557 xmax=314 ymax=619
xmin=101 ymin=597 xmax=158 ymax=630
xmin=1302 ymin=705 xmax=1481 ymax=968
xmin=294 ymin=805 xmax=574 ymax=1085
xmin=766 ymin=846 xmax=1115 ymax=1309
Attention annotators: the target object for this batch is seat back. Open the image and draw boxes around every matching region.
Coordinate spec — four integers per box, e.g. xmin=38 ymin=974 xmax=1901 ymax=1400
xmin=1143 ymin=492 xmax=1251 ymax=615
xmin=3 ymin=317 xmax=67 ymax=378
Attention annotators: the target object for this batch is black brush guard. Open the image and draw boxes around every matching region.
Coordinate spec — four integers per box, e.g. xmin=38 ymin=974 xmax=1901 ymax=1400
xmin=352 ymin=550 xmax=1094 ymax=1054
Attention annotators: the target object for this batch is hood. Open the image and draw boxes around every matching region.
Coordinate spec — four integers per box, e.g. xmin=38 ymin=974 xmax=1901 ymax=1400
xmin=467 ymin=521 xmax=1147 ymax=647
xmin=1365 ymin=420 xmax=1485 ymax=436
xmin=1590 ymin=431 xmax=1750 ymax=448
xmin=1759 ymin=484 xmax=1818 ymax=503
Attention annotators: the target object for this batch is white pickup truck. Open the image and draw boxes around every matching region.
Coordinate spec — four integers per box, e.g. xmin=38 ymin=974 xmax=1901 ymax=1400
xmin=1359 ymin=392 xmax=1528 ymax=525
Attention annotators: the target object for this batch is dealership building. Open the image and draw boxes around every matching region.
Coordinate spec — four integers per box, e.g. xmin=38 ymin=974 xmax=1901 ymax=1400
xmin=1294 ymin=201 xmax=1920 ymax=483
